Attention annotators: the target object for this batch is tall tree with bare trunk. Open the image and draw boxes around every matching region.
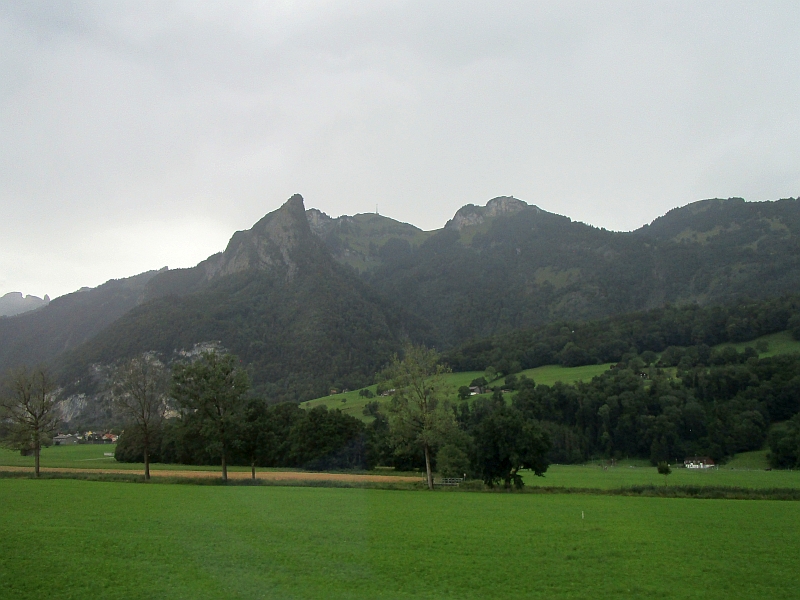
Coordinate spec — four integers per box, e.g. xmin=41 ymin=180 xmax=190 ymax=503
xmin=171 ymin=351 xmax=250 ymax=481
xmin=387 ymin=344 xmax=456 ymax=490
xmin=110 ymin=354 xmax=170 ymax=481
xmin=0 ymin=366 xmax=60 ymax=477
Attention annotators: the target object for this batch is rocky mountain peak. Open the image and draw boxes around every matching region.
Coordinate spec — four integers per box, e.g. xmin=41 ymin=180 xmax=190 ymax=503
xmin=445 ymin=196 xmax=531 ymax=230
xmin=0 ymin=291 xmax=50 ymax=317
xmin=203 ymin=193 xmax=317 ymax=281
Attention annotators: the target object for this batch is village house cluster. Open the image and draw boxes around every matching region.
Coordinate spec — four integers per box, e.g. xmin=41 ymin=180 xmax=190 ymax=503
xmin=52 ymin=432 xmax=119 ymax=446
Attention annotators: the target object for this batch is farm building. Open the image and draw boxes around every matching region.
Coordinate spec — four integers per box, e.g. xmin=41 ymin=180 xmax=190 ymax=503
xmin=684 ymin=456 xmax=715 ymax=469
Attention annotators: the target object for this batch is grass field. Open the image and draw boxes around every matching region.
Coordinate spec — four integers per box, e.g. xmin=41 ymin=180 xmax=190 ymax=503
xmin=520 ymin=462 xmax=800 ymax=490
xmin=0 ymin=445 xmax=256 ymax=473
xmin=1 ymin=479 xmax=798 ymax=599
xmin=722 ymin=449 xmax=771 ymax=470
xmin=4 ymin=444 xmax=798 ymax=494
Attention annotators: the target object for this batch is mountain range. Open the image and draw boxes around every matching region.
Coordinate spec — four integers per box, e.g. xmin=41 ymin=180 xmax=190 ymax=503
xmin=2 ymin=193 xmax=800 ymax=424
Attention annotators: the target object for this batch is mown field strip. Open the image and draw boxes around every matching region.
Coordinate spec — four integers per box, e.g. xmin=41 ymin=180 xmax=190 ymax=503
xmin=1 ymin=480 xmax=799 ymax=599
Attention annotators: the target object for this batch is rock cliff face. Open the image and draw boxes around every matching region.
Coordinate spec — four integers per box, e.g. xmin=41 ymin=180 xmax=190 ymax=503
xmin=305 ymin=208 xmax=338 ymax=236
xmin=445 ymin=196 xmax=530 ymax=230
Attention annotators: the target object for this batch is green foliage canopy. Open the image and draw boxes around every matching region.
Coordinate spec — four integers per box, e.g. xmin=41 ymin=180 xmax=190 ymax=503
xmin=170 ymin=351 xmax=250 ymax=480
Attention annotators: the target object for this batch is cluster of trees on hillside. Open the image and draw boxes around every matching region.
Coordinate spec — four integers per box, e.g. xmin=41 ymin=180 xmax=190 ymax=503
xmin=483 ymin=346 xmax=800 ymax=467
xmin=445 ymin=296 xmax=800 ymax=373
xmin=0 ymin=271 xmax=160 ymax=377
xmin=113 ymin=347 xmax=552 ymax=489
xmin=113 ymin=351 xmax=370 ymax=480
xmin=8 ymin=336 xmax=800 ymax=481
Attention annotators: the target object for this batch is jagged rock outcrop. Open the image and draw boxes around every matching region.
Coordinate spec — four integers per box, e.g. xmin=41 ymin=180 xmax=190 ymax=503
xmin=141 ymin=195 xmax=332 ymax=301
xmin=445 ymin=196 xmax=531 ymax=230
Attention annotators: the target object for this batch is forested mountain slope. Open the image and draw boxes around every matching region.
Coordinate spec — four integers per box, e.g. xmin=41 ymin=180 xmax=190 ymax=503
xmin=356 ymin=196 xmax=800 ymax=348
xmin=0 ymin=270 xmax=161 ymax=374
xmin=305 ymin=208 xmax=432 ymax=273
xmin=4 ymin=193 xmax=800 ymax=414
xmin=57 ymin=195 xmax=425 ymax=404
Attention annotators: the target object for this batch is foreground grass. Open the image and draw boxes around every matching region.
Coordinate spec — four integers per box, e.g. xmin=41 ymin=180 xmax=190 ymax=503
xmin=1 ymin=480 xmax=799 ymax=599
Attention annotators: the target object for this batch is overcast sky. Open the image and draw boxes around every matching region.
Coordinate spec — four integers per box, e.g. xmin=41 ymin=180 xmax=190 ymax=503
xmin=2 ymin=1 xmax=799 ymax=300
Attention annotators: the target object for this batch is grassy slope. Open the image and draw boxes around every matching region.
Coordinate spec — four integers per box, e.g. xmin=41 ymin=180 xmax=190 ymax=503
xmin=716 ymin=330 xmax=800 ymax=357
xmin=723 ymin=449 xmax=771 ymax=470
xmin=301 ymin=364 xmax=613 ymax=419
xmin=328 ymin=213 xmax=434 ymax=272
xmin=302 ymin=330 xmax=800 ymax=420
xmin=1 ymin=480 xmax=799 ymax=599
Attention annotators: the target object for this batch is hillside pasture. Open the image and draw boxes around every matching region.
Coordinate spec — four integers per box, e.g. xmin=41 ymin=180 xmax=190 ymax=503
xmin=1 ymin=480 xmax=799 ymax=599
xmin=715 ymin=330 xmax=800 ymax=357
xmin=723 ymin=449 xmax=771 ymax=470
xmin=300 ymin=330 xmax=800 ymax=421
xmin=301 ymin=364 xmax=613 ymax=420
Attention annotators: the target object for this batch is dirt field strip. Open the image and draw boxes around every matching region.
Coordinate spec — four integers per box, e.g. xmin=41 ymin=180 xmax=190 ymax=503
xmin=0 ymin=465 xmax=422 ymax=483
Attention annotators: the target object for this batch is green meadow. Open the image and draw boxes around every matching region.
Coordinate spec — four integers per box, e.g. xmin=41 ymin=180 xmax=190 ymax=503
xmin=4 ymin=444 xmax=799 ymax=493
xmin=718 ymin=330 xmax=800 ymax=357
xmin=0 ymin=444 xmax=255 ymax=473
xmin=1 ymin=479 xmax=799 ymax=599
xmin=521 ymin=462 xmax=800 ymax=490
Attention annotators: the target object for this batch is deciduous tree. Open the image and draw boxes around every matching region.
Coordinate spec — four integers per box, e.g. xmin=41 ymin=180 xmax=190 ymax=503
xmin=472 ymin=398 xmax=550 ymax=489
xmin=171 ymin=351 xmax=250 ymax=481
xmin=109 ymin=354 xmax=170 ymax=481
xmin=386 ymin=344 xmax=456 ymax=490
xmin=657 ymin=461 xmax=672 ymax=486
xmin=0 ymin=366 xmax=59 ymax=477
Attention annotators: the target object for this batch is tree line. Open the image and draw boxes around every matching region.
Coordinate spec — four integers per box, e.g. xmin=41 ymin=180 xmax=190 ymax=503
xmin=492 ymin=345 xmax=800 ymax=468
xmin=112 ymin=346 xmax=552 ymax=489
xmin=444 ymin=295 xmax=800 ymax=374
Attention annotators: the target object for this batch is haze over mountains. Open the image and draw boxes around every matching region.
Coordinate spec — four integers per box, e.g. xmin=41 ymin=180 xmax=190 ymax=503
xmin=2 ymin=193 xmax=800 ymax=422
xmin=0 ymin=292 xmax=49 ymax=317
